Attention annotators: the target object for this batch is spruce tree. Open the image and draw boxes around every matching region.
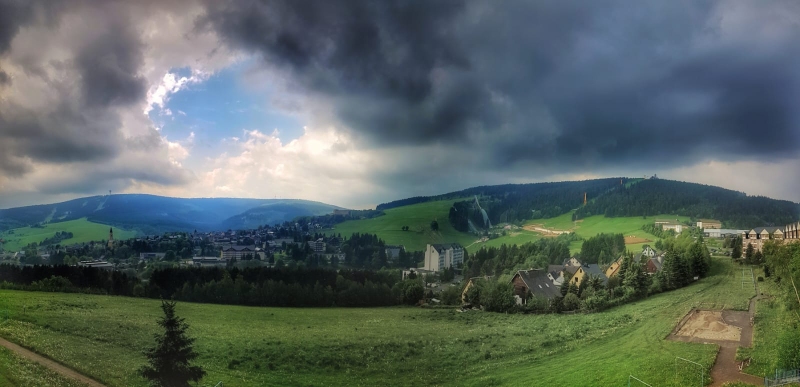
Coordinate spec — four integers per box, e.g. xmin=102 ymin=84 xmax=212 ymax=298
xmin=140 ymin=300 xmax=205 ymax=387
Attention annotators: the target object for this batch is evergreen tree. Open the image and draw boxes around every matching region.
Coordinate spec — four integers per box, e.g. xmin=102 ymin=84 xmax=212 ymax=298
xmin=745 ymin=243 xmax=755 ymax=263
xmin=622 ymin=261 xmax=649 ymax=296
xmin=140 ymin=300 xmax=205 ymax=387
xmin=731 ymin=236 xmax=742 ymax=259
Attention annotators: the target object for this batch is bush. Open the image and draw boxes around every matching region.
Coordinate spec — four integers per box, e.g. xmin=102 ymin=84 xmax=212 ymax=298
xmin=439 ymin=285 xmax=462 ymax=305
xmin=778 ymin=328 xmax=800 ymax=369
xmin=757 ymin=277 xmax=764 ymax=282
xmin=482 ymin=281 xmax=515 ymax=313
xmin=563 ymin=293 xmax=581 ymax=311
xmin=581 ymin=294 xmax=610 ymax=312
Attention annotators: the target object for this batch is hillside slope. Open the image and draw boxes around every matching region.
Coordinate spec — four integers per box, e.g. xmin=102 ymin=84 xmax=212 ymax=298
xmin=0 ymin=195 xmax=342 ymax=235
xmin=574 ymin=179 xmax=799 ymax=228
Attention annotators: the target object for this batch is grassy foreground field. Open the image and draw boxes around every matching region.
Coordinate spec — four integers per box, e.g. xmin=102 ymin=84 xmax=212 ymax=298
xmin=0 ymin=218 xmax=136 ymax=252
xmin=0 ymin=258 xmax=758 ymax=386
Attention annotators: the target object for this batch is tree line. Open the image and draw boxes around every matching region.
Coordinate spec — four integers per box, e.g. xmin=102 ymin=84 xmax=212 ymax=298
xmin=578 ymin=233 xmax=625 ymax=264
xmin=574 ymin=179 xmax=798 ymax=228
xmin=0 ymin=264 xmax=432 ymax=308
xmin=463 ymin=234 xmax=577 ymax=278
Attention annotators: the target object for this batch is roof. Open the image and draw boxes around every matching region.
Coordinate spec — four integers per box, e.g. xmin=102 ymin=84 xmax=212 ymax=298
xmin=513 ymin=270 xmax=562 ymax=299
xmin=579 ymin=264 xmax=608 ymax=284
xmin=564 ymin=266 xmax=580 ymax=275
xmin=547 ymin=264 xmax=565 ymax=277
xmin=222 ymin=245 xmax=256 ymax=251
xmin=430 ymin=243 xmax=464 ymax=252
xmin=698 ymin=219 xmax=721 ymax=223
xmin=705 ymin=229 xmax=747 ymax=234
xmin=648 ymin=257 xmax=663 ymax=271
xmin=753 ymin=227 xmax=782 ymax=234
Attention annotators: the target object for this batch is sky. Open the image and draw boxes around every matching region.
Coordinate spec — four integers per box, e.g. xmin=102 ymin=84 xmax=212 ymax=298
xmin=0 ymin=0 xmax=799 ymax=210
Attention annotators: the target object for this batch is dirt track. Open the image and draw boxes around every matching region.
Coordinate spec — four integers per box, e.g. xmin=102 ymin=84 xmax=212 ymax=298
xmin=0 ymin=336 xmax=105 ymax=387
xmin=667 ymin=280 xmax=765 ymax=386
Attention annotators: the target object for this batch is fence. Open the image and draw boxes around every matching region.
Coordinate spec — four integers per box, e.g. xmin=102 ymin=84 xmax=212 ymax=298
xmin=765 ymin=369 xmax=800 ymax=387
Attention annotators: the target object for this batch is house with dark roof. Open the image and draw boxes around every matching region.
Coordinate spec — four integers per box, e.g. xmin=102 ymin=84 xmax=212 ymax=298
xmin=568 ymin=264 xmax=608 ymax=288
xmin=510 ymin=269 xmax=562 ymax=303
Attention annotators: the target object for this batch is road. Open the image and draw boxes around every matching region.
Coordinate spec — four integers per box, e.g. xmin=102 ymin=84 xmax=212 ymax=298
xmin=0 ymin=336 xmax=106 ymax=387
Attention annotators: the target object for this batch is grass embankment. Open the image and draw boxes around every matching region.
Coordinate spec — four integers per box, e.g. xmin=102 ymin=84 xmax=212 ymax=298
xmin=0 ymin=346 xmax=85 ymax=387
xmin=743 ymin=277 xmax=797 ymax=378
xmin=0 ymin=218 xmax=136 ymax=252
xmin=0 ymin=258 xmax=756 ymax=386
xmin=534 ymin=211 xmax=691 ymax=253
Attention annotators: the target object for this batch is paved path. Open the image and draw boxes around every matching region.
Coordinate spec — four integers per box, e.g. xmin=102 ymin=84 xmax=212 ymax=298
xmin=0 ymin=336 xmax=106 ymax=387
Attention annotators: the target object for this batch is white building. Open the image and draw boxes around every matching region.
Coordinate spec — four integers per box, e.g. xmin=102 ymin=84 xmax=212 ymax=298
xmin=423 ymin=243 xmax=464 ymax=272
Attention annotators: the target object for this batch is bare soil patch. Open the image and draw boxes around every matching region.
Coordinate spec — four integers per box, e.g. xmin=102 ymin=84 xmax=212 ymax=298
xmin=624 ymin=235 xmax=651 ymax=244
xmin=674 ymin=310 xmax=741 ymax=342
xmin=522 ymin=224 xmax=572 ymax=235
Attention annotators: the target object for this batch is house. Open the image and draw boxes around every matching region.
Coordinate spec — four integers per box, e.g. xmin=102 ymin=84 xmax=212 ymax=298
xmin=645 ymin=255 xmax=664 ymax=274
xmin=192 ymin=257 xmax=225 ymax=267
xmin=641 ymin=246 xmax=656 ymax=258
xmin=221 ymin=245 xmax=257 ymax=260
xmin=423 ymin=243 xmax=464 ymax=272
xmin=605 ymin=258 xmax=623 ymax=278
xmin=547 ymin=265 xmax=566 ymax=286
xmin=307 ymin=238 xmax=326 ymax=254
xmin=139 ymin=252 xmax=166 ymax=260
xmin=563 ymin=257 xmax=582 ymax=267
xmin=705 ymin=229 xmax=747 ymax=238
xmin=462 ymin=276 xmax=491 ymax=303
xmin=742 ymin=227 xmax=784 ymax=253
xmin=697 ymin=219 xmax=722 ymax=229
xmin=568 ymin=264 xmax=608 ymax=288
xmin=78 ymin=261 xmax=113 ymax=270
xmin=385 ymin=245 xmax=404 ymax=262
xmin=510 ymin=269 xmax=562 ymax=303
xmin=662 ymin=222 xmax=683 ymax=233
xmin=786 ymin=221 xmax=800 ymax=240
xmin=402 ymin=268 xmax=434 ymax=281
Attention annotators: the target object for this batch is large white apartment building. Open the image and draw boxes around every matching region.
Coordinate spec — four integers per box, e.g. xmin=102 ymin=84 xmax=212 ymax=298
xmin=423 ymin=243 xmax=464 ymax=272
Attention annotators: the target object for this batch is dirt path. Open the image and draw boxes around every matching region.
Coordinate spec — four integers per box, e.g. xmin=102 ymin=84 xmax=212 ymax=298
xmin=0 ymin=336 xmax=106 ymax=387
xmin=668 ymin=274 xmax=766 ymax=386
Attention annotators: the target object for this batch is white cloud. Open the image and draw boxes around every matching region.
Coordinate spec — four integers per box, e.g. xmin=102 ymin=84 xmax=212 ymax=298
xmin=145 ymin=70 xmax=208 ymax=114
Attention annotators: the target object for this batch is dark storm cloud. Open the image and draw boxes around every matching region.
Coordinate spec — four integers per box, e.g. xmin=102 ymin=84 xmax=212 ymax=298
xmin=202 ymin=0 xmax=800 ymax=171
xmin=76 ymin=16 xmax=146 ymax=107
xmin=0 ymin=1 xmax=183 ymax=190
xmin=0 ymin=70 xmax=9 ymax=86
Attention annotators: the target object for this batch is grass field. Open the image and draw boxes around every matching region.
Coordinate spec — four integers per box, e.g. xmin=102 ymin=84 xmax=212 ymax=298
xmin=0 ymin=257 xmax=760 ymax=386
xmin=327 ymin=200 xmax=689 ymax=255
xmin=327 ymin=199 xmax=543 ymax=253
xmin=743 ymin=277 xmax=796 ymax=378
xmin=0 ymin=346 xmax=85 ymax=387
xmin=532 ymin=211 xmax=691 ymax=253
xmin=0 ymin=218 xmax=136 ymax=252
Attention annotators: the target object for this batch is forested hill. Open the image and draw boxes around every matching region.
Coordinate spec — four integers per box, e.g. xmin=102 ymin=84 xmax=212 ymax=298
xmin=573 ymin=179 xmax=799 ymax=228
xmin=377 ymin=178 xmax=625 ymax=224
xmin=0 ymin=195 xmax=342 ymax=234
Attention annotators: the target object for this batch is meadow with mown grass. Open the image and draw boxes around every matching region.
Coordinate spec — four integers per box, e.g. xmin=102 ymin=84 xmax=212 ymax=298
xmin=326 ymin=199 xmax=695 ymax=255
xmin=0 ymin=345 xmax=85 ymax=387
xmin=0 ymin=218 xmax=136 ymax=252
xmin=0 ymin=257 xmax=768 ymax=387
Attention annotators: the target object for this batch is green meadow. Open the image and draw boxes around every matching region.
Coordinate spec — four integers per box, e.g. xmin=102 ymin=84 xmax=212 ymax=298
xmin=328 ymin=199 xmax=694 ymax=255
xmin=327 ymin=199 xmax=477 ymax=252
xmin=0 ymin=218 xmax=136 ymax=252
xmin=0 ymin=258 xmax=764 ymax=387
xmin=0 ymin=346 xmax=85 ymax=387
xmin=535 ymin=210 xmax=691 ymax=253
